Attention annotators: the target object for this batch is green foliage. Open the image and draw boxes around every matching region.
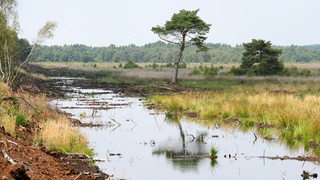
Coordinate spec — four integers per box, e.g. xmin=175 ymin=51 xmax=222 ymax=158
xmin=165 ymin=101 xmax=183 ymax=122
xmin=210 ymin=148 xmax=218 ymax=159
xmin=30 ymin=42 xmax=320 ymax=64
xmin=123 ymin=60 xmax=140 ymax=69
xmin=189 ymin=65 xmax=219 ymax=77
xmin=152 ymin=9 xmax=211 ymax=82
xmin=281 ymin=67 xmax=311 ymax=76
xmin=150 ymin=62 xmax=159 ymax=69
xmin=0 ymin=1 xmax=55 ymax=87
xmin=15 ymin=112 xmax=27 ymax=127
xmin=189 ymin=68 xmax=202 ymax=75
xmin=165 ymin=62 xmax=173 ymax=67
xmin=1 ymin=103 xmax=28 ymax=127
xmin=179 ymin=62 xmax=187 ymax=69
xmin=234 ymin=39 xmax=284 ymax=76
xmin=203 ymin=65 xmax=219 ymax=76
xmin=151 ymin=9 xmax=211 ymax=51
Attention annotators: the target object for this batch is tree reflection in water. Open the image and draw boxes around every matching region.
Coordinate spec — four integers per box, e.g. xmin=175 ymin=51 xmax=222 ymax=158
xmin=152 ymin=112 xmax=218 ymax=172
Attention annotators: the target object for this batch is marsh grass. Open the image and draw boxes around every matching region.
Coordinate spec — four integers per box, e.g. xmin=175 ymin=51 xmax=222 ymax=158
xmin=150 ymin=87 xmax=320 ymax=154
xmin=34 ymin=116 xmax=93 ymax=156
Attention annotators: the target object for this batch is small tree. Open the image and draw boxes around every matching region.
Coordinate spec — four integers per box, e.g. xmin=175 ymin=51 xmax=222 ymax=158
xmin=237 ymin=39 xmax=283 ymax=76
xmin=152 ymin=9 xmax=211 ymax=83
xmin=0 ymin=0 xmax=57 ymax=87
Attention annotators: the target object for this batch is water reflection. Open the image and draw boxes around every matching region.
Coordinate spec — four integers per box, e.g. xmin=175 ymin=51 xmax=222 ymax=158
xmin=50 ymin=77 xmax=320 ymax=180
xmin=152 ymin=113 xmax=216 ymax=172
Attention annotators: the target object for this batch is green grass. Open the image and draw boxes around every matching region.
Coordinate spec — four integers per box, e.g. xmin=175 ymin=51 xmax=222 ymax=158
xmin=210 ymin=148 xmax=218 ymax=159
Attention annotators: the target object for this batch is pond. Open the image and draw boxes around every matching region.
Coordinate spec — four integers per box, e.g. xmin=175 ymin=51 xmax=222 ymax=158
xmin=50 ymin=78 xmax=319 ymax=180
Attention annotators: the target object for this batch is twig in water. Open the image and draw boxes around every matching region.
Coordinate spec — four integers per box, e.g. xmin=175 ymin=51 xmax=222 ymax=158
xmin=253 ymin=133 xmax=257 ymax=144
xmin=185 ymin=130 xmax=196 ymax=142
xmin=130 ymin=119 xmax=137 ymax=126
xmin=153 ymin=116 xmax=160 ymax=130
xmin=109 ymin=117 xmax=121 ymax=126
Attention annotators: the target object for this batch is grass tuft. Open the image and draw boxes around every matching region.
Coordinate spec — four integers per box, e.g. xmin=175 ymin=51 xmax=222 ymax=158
xmin=34 ymin=116 xmax=94 ymax=156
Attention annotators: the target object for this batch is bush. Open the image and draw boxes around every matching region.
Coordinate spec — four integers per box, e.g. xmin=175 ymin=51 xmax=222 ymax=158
xmin=179 ymin=62 xmax=187 ymax=69
xmin=165 ymin=62 xmax=173 ymax=68
xmin=123 ymin=60 xmax=140 ymax=69
xmin=230 ymin=66 xmax=244 ymax=75
xmin=150 ymin=63 xmax=159 ymax=69
xmin=281 ymin=67 xmax=311 ymax=76
xmin=204 ymin=65 xmax=219 ymax=77
xmin=189 ymin=68 xmax=201 ymax=75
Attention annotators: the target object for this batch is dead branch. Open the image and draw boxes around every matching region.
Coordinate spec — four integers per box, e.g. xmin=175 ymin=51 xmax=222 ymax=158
xmin=1 ymin=149 xmax=16 ymax=164
xmin=253 ymin=133 xmax=257 ymax=144
xmin=151 ymin=85 xmax=176 ymax=92
xmin=109 ymin=117 xmax=121 ymax=126
xmin=7 ymin=139 xmax=20 ymax=148
xmin=74 ymin=172 xmax=83 ymax=180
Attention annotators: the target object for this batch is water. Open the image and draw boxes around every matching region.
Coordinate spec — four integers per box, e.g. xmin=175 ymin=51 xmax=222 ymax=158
xmin=50 ymin=79 xmax=319 ymax=180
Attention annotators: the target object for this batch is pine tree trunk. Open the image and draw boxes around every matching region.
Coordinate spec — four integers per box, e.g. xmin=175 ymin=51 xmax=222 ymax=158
xmin=171 ymin=38 xmax=185 ymax=83
xmin=172 ymin=62 xmax=179 ymax=83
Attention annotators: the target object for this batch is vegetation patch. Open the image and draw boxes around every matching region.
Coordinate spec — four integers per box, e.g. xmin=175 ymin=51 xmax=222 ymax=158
xmin=149 ymin=83 xmax=320 ymax=155
xmin=34 ymin=116 xmax=93 ymax=156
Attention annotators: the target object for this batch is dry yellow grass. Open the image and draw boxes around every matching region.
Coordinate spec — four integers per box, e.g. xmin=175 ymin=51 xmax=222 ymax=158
xmin=0 ymin=113 xmax=16 ymax=135
xmin=0 ymin=82 xmax=15 ymax=135
xmin=151 ymin=90 xmax=320 ymax=153
xmin=35 ymin=116 xmax=92 ymax=155
xmin=0 ymin=81 xmax=92 ymax=155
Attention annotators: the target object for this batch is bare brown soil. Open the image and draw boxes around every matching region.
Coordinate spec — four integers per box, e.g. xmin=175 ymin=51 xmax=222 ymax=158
xmin=1 ymin=126 xmax=73 ymax=179
xmin=0 ymin=125 xmax=108 ymax=179
xmin=0 ymin=77 xmax=108 ymax=179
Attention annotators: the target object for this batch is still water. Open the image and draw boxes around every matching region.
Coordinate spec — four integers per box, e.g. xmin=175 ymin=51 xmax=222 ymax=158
xmin=50 ymin=78 xmax=319 ymax=180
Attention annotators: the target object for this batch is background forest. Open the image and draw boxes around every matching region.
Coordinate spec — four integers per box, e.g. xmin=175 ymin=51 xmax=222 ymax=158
xmin=30 ymin=41 xmax=320 ymax=63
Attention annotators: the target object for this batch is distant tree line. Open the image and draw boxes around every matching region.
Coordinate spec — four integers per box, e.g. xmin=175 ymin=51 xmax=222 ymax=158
xmin=30 ymin=41 xmax=320 ymax=63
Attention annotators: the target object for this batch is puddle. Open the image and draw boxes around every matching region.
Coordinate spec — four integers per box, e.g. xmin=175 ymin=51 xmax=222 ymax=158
xmin=50 ymin=78 xmax=319 ymax=180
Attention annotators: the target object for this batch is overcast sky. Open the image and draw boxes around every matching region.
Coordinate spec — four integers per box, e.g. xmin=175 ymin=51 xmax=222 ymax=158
xmin=17 ymin=0 xmax=319 ymax=47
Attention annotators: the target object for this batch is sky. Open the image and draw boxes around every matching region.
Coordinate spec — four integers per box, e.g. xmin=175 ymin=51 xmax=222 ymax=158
xmin=17 ymin=0 xmax=320 ymax=47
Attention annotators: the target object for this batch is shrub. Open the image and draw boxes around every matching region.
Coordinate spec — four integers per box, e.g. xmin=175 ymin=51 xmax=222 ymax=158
xmin=281 ymin=67 xmax=311 ymax=76
xmin=204 ymin=65 xmax=219 ymax=77
xmin=165 ymin=62 xmax=173 ymax=68
xmin=189 ymin=68 xmax=201 ymax=75
xmin=123 ymin=60 xmax=140 ymax=69
xmin=179 ymin=62 xmax=187 ymax=69
xmin=151 ymin=63 xmax=159 ymax=69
